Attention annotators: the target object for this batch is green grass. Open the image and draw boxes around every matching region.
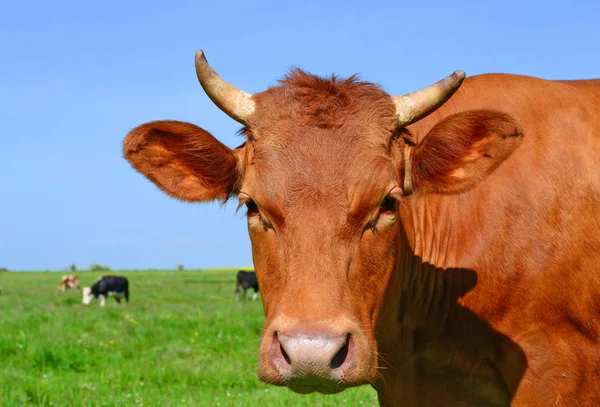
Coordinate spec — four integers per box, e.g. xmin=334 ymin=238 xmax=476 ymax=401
xmin=0 ymin=270 xmax=377 ymax=406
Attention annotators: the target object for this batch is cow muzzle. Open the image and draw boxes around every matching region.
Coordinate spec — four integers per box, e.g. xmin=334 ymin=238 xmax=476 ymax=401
xmin=258 ymin=318 xmax=371 ymax=394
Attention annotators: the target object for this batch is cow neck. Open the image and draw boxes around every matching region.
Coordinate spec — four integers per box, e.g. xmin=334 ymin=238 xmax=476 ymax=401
xmin=372 ymin=195 xmax=516 ymax=404
xmin=393 ymin=194 xmax=479 ymax=338
xmin=393 ymin=197 xmax=471 ymax=344
xmin=375 ymin=195 xmax=467 ymax=358
xmin=399 ymin=193 xmax=461 ymax=269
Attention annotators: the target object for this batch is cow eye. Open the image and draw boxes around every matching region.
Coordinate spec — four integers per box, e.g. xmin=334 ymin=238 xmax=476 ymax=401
xmin=366 ymin=195 xmax=398 ymax=233
xmin=245 ymin=200 xmax=259 ymax=216
xmin=244 ymin=200 xmax=272 ymax=229
xmin=379 ymin=196 xmax=396 ymax=214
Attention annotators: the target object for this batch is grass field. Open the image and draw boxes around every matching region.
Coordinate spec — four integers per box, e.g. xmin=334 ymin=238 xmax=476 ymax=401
xmin=0 ymin=270 xmax=378 ymax=406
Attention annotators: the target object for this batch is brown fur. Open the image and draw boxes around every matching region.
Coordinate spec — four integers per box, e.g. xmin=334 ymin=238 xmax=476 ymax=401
xmin=124 ymin=68 xmax=600 ymax=406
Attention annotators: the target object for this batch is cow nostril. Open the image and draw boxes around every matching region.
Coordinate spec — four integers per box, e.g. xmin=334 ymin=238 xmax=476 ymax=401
xmin=280 ymin=343 xmax=292 ymax=365
xmin=330 ymin=334 xmax=350 ymax=369
xmin=274 ymin=331 xmax=292 ymax=365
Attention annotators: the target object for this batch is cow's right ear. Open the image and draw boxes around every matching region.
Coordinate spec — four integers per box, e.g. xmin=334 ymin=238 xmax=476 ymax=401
xmin=123 ymin=120 xmax=241 ymax=202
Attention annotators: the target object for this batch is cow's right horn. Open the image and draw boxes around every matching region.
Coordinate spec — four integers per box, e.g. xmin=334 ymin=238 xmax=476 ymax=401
xmin=195 ymin=50 xmax=255 ymax=124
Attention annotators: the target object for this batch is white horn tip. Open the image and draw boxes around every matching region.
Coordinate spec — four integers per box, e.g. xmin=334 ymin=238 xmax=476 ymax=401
xmin=195 ymin=50 xmax=206 ymax=63
xmin=454 ymin=70 xmax=466 ymax=80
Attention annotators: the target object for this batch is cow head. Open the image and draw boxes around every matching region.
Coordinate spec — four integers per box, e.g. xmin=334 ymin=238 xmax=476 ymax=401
xmin=124 ymin=51 xmax=523 ymax=394
xmin=59 ymin=274 xmax=80 ymax=291
xmin=58 ymin=275 xmax=68 ymax=291
xmin=81 ymin=287 xmax=93 ymax=305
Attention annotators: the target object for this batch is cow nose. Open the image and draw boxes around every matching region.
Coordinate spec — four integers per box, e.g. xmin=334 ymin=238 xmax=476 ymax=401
xmin=267 ymin=327 xmax=354 ymax=393
xmin=277 ymin=331 xmax=350 ymax=370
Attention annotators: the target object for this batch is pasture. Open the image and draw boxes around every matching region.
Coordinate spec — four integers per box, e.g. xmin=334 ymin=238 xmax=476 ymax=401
xmin=0 ymin=270 xmax=377 ymax=406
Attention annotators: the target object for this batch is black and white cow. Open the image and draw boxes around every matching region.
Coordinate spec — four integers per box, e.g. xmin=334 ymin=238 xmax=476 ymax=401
xmin=82 ymin=275 xmax=129 ymax=306
xmin=235 ymin=270 xmax=259 ymax=301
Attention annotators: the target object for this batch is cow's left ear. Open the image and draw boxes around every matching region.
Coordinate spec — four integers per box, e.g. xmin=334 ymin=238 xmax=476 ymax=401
xmin=401 ymin=110 xmax=524 ymax=195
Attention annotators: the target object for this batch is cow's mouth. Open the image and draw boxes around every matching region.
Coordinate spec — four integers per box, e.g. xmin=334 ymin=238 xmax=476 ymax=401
xmin=286 ymin=379 xmax=344 ymax=395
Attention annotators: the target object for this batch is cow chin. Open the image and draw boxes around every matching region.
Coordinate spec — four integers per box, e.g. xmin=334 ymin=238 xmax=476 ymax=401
xmin=257 ymin=316 xmax=376 ymax=394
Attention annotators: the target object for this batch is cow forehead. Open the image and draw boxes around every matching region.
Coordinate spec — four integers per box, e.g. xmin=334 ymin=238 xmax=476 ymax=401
xmin=247 ymin=69 xmax=397 ymax=140
xmin=239 ymin=69 xmax=399 ymax=214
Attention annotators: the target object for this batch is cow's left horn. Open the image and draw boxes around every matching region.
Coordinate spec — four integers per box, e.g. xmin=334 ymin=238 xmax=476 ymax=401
xmin=195 ymin=50 xmax=255 ymax=124
xmin=392 ymin=70 xmax=465 ymax=127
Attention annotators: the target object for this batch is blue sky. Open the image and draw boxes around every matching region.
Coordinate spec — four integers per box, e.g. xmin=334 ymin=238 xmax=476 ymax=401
xmin=1 ymin=0 xmax=598 ymax=270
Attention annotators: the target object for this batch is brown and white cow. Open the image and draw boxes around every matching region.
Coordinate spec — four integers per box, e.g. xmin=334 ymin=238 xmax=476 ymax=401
xmin=123 ymin=51 xmax=600 ymax=405
xmin=58 ymin=273 xmax=80 ymax=292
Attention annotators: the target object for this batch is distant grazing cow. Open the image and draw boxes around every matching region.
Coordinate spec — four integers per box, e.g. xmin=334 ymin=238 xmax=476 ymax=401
xmin=82 ymin=275 xmax=129 ymax=307
xmin=58 ymin=273 xmax=80 ymax=291
xmin=0 ymin=286 xmax=2 ymax=295
xmin=124 ymin=50 xmax=600 ymax=404
xmin=235 ymin=270 xmax=259 ymax=301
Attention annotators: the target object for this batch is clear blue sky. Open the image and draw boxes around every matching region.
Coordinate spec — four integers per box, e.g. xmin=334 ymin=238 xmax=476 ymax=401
xmin=1 ymin=0 xmax=598 ymax=271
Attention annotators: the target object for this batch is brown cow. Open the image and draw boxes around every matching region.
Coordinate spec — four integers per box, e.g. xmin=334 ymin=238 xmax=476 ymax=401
xmin=58 ymin=273 xmax=80 ymax=291
xmin=123 ymin=51 xmax=600 ymax=405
